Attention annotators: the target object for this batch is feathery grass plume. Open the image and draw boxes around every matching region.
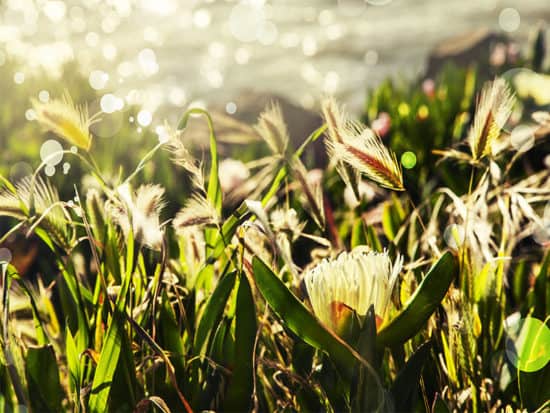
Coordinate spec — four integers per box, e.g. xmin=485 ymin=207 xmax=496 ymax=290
xmin=321 ymin=97 xmax=361 ymax=196
xmin=32 ymin=92 xmax=99 ymax=151
xmin=304 ymin=249 xmax=403 ymax=335
xmin=468 ymin=78 xmax=515 ymax=161
xmin=255 ymin=103 xmax=289 ymax=156
xmin=327 ymin=125 xmax=404 ymax=191
xmin=172 ymin=194 xmax=219 ymax=233
xmin=321 ymin=96 xmax=347 ymax=145
xmin=163 ymin=123 xmax=205 ymax=189
xmin=85 ymin=188 xmax=106 ymax=245
xmin=0 ymin=176 xmax=70 ymax=248
xmin=109 ymin=183 xmax=166 ymax=250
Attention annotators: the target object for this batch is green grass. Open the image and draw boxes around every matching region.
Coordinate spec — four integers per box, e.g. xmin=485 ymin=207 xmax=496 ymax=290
xmin=0 ymin=35 xmax=549 ymax=413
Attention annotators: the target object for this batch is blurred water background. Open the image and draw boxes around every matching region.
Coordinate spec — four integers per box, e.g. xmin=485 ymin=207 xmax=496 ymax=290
xmin=0 ymin=0 xmax=549 ymax=122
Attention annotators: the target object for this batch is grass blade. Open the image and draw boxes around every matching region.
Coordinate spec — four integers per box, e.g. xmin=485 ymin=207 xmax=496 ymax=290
xmin=194 ymin=271 xmax=237 ymax=354
xmin=223 ymin=273 xmax=257 ymax=411
xmin=377 ymin=252 xmax=457 ymax=348
xmin=25 ymin=345 xmax=64 ymax=412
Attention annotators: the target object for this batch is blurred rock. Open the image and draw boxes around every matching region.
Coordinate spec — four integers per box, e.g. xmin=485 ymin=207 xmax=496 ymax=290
xmin=425 ymin=28 xmax=511 ymax=79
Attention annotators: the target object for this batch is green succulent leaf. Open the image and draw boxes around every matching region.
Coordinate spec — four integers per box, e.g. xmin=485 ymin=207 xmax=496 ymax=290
xmin=377 ymin=252 xmax=457 ymax=348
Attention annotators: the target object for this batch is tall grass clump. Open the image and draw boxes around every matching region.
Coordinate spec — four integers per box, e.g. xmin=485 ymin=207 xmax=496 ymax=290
xmin=0 ymin=53 xmax=549 ymax=412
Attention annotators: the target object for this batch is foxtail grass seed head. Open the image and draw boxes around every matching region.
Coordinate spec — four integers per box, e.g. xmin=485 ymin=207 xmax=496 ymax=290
xmin=304 ymin=250 xmax=403 ymax=335
xmin=0 ymin=176 xmax=70 ymax=248
xmin=321 ymin=96 xmax=346 ymax=144
xmin=164 ymin=125 xmax=205 ymax=189
xmin=111 ymin=184 xmax=166 ymax=250
xmin=327 ymin=128 xmax=404 ymax=191
xmin=255 ymin=103 xmax=289 ymax=155
xmin=32 ymin=92 xmax=99 ymax=151
xmin=173 ymin=194 xmax=218 ymax=233
xmin=468 ymin=78 xmax=515 ymax=161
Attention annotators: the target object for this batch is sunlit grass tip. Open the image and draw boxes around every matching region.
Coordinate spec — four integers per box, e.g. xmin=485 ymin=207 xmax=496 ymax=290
xmin=304 ymin=249 xmax=403 ymax=334
xmin=172 ymin=193 xmax=219 ymax=234
xmin=321 ymin=96 xmax=347 ymax=144
xmin=327 ymin=127 xmax=404 ymax=191
xmin=0 ymin=176 xmax=70 ymax=248
xmin=32 ymin=92 xmax=100 ymax=151
xmin=109 ymin=183 xmax=166 ymax=250
xmin=468 ymin=78 xmax=515 ymax=161
xmin=255 ymin=102 xmax=289 ymax=156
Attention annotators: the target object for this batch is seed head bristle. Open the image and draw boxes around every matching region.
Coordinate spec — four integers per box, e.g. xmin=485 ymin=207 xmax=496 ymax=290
xmin=255 ymin=103 xmax=289 ymax=155
xmin=109 ymin=184 xmax=166 ymax=250
xmin=468 ymin=78 xmax=515 ymax=160
xmin=173 ymin=194 xmax=218 ymax=234
xmin=32 ymin=92 xmax=99 ymax=151
xmin=327 ymin=128 xmax=404 ymax=191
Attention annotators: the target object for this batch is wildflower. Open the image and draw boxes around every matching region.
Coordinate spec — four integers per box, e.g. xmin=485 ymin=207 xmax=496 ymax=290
xmin=32 ymin=92 xmax=99 ymax=151
xmin=110 ymin=184 xmax=165 ymax=250
xmin=304 ymin=250 xmax=403 ymax=335
xmin=371 ymin=112 xmax=391 ymax=137
xmin=468 ymin=78 xmax=515 ymax=161
xmin=218 ymin=158 xmax=250 ymax=194
xmin=422 ymin=78 xmax=436 ymax=99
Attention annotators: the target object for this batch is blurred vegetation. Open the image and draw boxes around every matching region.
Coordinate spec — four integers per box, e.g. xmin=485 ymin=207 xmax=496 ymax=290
xmin=0 ymin=28 xmax=548 ymax=413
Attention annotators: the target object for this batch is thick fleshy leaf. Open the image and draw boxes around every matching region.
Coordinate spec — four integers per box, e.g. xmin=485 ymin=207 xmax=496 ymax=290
xmin=194 ymin=271 xmax=237 ymax=354
xmin=390 ymin=341 xmax=432 ymax=411
xmin=223 ymin=274 xmax=257 ymax=411
xmin=25 ymin=345 xmax=63 ymax=412
xmin=252 ymin=256 xmax=369 ymax=379
xmin=377 ymin=252 xmax=457 ymax=348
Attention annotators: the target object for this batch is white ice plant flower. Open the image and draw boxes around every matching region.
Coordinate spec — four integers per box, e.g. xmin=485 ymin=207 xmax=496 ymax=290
xmin=304 ymin=249 xmax=403 ymax=334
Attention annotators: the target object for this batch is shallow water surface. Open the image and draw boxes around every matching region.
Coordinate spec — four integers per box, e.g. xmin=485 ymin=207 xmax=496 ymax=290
xmin=0 ymin=0 xmax=548 ymax=119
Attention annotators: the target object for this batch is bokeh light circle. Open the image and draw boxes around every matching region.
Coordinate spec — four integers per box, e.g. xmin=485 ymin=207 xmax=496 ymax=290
xmin=45 ymin=165 xmax=56 ymax=176
xmin=137 ymin=110 xmax=152 ymax=127
xmin=0 ymin=247 xmax=12 ymax=263
xmin=89 ymin=70 xmax=109 ymax=90
xmin=505 ymin=316 xmax=550 ymax=372
xmin=226 ymin=102 xmax=237 ymax=114
xmin=499 ymin=8 xmax=520 ymax=32
xmin=38 ymin=90 xmax=50 ymax=103
xmin=40 ymin=139 xmax=63 ymax=166
xmin=401 ymin=151 xmax=417 ymax=169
